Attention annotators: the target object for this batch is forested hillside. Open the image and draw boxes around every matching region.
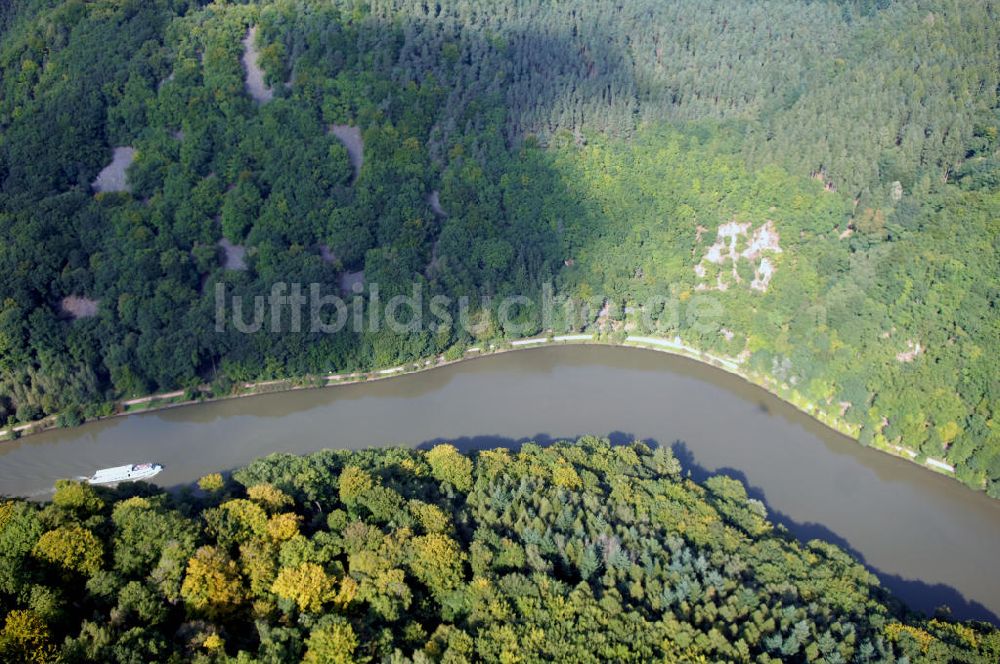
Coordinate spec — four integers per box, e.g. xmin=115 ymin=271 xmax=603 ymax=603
xmin=0 ymin=1 xmax=998 ymax=494
xmin=1 ymin=439 xmax=998 ymax=662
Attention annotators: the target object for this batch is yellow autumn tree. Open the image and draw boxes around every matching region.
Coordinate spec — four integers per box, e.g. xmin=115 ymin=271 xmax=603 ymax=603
xmin=202 ymin=634 xmax=224 ymax=651
xmin=52 ymin=480 xmax=104 ymax=514
xmin=32 ymin=526 xmax=103 ymax=576
xmin=408 ymin=500 xmax=450 ymax=534
xmin=271 ymin=562 xmax=336 ymax=613
xmin=266 ymin=512 xmax=300 ymax=541
xmin=0 ymin=610 xmax=56 ymax=663
xmin=552 ymin=460 xmax=582 ymax=489
xmin=884 ymin=622 xmax=936 ymax=654
xmin=180 ymin=546 xmax=246 ymax=618
xmin=338 ymin=466 xmax=373 ymax=506
xmin=303 ymin=621 xmax=359 ymax=664
xmin=333 ymin=576 xmax=359 ymax=610
xmin=425 ymin=444 xmax=473 ymax=492
xmin=246 ymin=484 xmax=294 ymax=513
xmin=0 ymin=501 xmax=16 ymax=530
xmin=198 ymin=473 xmax=225 ymax=492
xmin=408 ymin=533 xmax=466 ymax=597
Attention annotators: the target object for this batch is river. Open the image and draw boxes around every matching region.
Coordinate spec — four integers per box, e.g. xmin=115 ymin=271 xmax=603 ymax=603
xmin=1 ymin=345 xmax=997 ymax=622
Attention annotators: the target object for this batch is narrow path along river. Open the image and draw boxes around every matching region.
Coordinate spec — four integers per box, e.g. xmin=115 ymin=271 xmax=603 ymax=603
xmin=1 ymin=345 xmax=997 ymax=622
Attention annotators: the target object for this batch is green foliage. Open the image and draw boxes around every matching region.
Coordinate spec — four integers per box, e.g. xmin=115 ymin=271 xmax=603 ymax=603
xmin=205 ymin=499 xmax=269 ymax=548
xmin=0 ymin=2 xmax=995 ymax=661
xmin=0 ymin=0 xmax=996 ymax=495
xmin=111 ymin=496 xmax=198 ymax=577
xmin=0 ymin=441 xmax=996 ymax=661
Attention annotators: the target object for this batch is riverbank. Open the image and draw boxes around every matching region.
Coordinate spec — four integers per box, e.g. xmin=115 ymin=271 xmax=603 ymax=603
xmin=0 ymin=332 xmax=961 ymax=486
xmin=4 ymin=341 xmax=998 ymax=623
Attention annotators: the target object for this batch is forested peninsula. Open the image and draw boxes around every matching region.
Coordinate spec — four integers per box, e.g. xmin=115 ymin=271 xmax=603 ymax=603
xmin=1 ymin=439 xmax=998 ymax=662
xmin=1 ymin=0 xmax=998 ymax=496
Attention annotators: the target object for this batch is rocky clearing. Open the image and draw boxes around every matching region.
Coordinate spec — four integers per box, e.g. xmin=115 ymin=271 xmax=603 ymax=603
xmin=91 ymin=147 xmax=135 ymax=193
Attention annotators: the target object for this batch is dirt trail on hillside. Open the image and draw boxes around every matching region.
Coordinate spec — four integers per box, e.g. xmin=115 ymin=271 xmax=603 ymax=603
xmin=242 ymin=26 xmax=273 ymax=104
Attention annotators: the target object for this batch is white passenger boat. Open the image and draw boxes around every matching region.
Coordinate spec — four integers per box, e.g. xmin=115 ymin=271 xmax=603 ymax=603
xmin=87 ymin=463 xmax=163 ymax=485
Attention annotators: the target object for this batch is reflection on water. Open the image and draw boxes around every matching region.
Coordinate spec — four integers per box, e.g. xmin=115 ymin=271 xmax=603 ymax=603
xmin=1 ymin=345 xmax=998 ymax=622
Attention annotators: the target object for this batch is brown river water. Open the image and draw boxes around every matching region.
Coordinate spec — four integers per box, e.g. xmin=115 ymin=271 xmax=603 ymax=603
xmin=1 ymin=345 xmax=997 ymax=622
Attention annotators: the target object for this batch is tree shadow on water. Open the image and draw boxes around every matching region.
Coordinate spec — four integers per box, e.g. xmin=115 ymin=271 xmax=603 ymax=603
xmin=419 ymin=432 xmax=999 ymax=625
xmin=415 ymin=430 xmax=636 ymax=453
xmin=665 ymin=439 xmax=999 ymax=625
xmin=160 ymin=431 xmax=998 ymax=625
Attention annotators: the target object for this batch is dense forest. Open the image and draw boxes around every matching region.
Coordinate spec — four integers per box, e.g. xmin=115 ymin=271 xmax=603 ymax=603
xmin=0 ymin=0 xmax=998 ymax=495
xmin=1 ymin=438 xmax=998 ymax=662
